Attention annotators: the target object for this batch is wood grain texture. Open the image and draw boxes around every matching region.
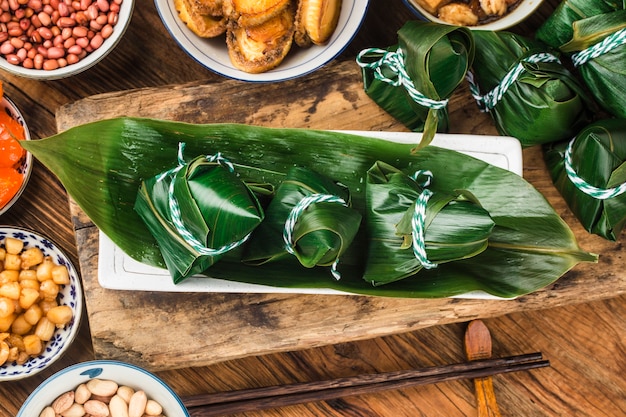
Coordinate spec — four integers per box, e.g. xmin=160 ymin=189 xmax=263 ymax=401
xmin=0 ymin=0 xmax=624 ymax=416
xmin=56 ymin=59 xmax=625 ymax=372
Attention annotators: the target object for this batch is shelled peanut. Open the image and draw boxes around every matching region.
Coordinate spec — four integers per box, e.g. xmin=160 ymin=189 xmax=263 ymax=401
xmin=40 ymin=378 xmax=167 ymax=417
xmin=0 ymin=236 xmax=73 ymax=366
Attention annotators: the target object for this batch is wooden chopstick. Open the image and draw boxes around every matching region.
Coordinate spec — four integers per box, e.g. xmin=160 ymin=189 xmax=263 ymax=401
xmin=182 ymin=352 xmax=549 ymax=416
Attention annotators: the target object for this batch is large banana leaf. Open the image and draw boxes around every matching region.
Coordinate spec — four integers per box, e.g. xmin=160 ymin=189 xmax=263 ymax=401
xmin=135 ymin=154 xmax=265 ymax=283
xmin=538 ymin=6 xmax=626 ymax=118
xmin=470 ymin=30 xmax=593 ymax=147
xmin=544 ymin=118 xmax=626 ymax=241
xmin=363 ymin=161 xmax=495 ymax=286
xmin=358 ymin=21 xmax=474 ymax=148
xmin=242 ymin=166 xmax=362 ymax=275
xmin=21 ymin=118 xmax=596 ymax=298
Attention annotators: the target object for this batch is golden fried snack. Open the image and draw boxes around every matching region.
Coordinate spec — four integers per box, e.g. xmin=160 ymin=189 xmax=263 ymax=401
xmin=225 ymin=0 xmax=291 ymax=27
xmin=175 ymin=0 xmax=227 ymax=37
xmin=294 ymin=0 xmax=341 ymax=47
xmin=413 ymin=0 xmax=454 ymax=14
xmin=226 ymin=7 xmax=295 ymax=73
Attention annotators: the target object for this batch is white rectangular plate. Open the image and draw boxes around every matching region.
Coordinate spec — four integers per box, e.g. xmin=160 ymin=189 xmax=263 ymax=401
xmin=98 ymin=131 xmax=523 ymax=297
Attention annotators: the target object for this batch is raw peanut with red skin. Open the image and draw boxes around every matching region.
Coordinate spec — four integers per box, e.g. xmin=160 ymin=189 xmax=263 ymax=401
xmin=0 ymin=0 xmax=121 ymax=70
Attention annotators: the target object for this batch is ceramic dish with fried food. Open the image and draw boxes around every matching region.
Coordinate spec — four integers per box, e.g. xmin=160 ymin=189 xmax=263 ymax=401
xmin=156 ymin=0 xmax=369 ymax=81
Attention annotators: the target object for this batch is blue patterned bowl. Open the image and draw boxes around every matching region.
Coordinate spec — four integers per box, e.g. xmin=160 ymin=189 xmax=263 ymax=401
xmin=0 ymin=226 xmax=82 ymax=381
xmin=18 ymin=360 xmax=190 ymax=416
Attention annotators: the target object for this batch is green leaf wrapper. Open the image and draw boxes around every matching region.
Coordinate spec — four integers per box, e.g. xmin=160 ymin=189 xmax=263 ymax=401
xmin=544 ymin=118 xmax=626 ymax=241
xmin=21 ymin=119 xmax=597 ymax=298
xmin=363 ymin=161 xmax=495 ymax=286
xmin=470 ymin=30 xmax=593 ymax=147
xmin=134 ymin=154 xmax=265 ymax=283
xmin=535 ymin=0 xmax=622 ymax=48
xmin=359 ymin=21 xmax=474 ymax=148
xmin=243 ymin=166 xmax=362 ymax=270
xmin=537 ymin=1 xmax=626 ymax=118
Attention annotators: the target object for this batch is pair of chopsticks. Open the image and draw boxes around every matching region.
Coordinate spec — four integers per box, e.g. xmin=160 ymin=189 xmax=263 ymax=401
xmin=181 ymin=352 xmax=549 ymax=416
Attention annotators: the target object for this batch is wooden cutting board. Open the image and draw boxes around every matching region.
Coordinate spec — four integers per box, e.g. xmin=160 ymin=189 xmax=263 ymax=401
xmin=56 ymin=59 xmax=624 ymax=372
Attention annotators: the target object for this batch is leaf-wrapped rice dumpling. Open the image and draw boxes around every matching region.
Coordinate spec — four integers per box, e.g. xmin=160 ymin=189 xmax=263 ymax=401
xmin=356 ymin=21 xmax=474 ymax=149
xmin=467 ymin=30 xmax=593 ymax=147
xmin=536 ymin=1 xmax=626 ymax=118
xmin=243 ymin=166 xmax=362 ymax=279
xmin=134 ymin=147 xmax=265 ymax=283
xmin=20 ymin=119 xmax=598 ymax=298
xmin=363 ymin=161 xmax=495 ymax=286
xmin=544 ymin=118 xmax=626 ymax=241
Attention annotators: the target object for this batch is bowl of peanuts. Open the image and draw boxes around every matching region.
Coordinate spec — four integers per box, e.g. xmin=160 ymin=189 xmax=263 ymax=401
xmin=0 ymin=0 xmax=134 ymax=79
xmin=403 ymin=0 xmax=544 ymax=30
xmin=0 ymin=226 xmax=82 ymax=381
xmin=18 ymin=360 xmax=190 ymax=416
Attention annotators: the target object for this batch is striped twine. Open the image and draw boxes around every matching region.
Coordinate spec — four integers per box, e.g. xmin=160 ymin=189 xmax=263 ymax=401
xmin=356 ymin=47 xmax=449 ymax=110
xmin=572 ymin=27 xmax=626 ymax=67
xmin=160 ymin=143 xmax=251 ymax=255
xmin=410 ymin=170 xmax=437 ymax=269
xmin=467 ymin=53 xmax=561 ymax=111
xmin=564 ymin=138 xmax=626 ymax=200
xmin=283 ymin=193 xmax=348 ymax=280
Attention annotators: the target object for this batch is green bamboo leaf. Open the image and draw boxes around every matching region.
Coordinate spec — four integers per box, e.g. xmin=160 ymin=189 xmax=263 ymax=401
xmin=536 ymin=0 xmax=623 ymax=48
xmin=21 ymin=118 xmax=597 ymax=298
xmin=359 ymin=21 xmax=473 ymax=146
xmin=537 ymin=4 xmax=626 ymax=118
xmin=544 ymin=118 xmax=626 ymax=240
xmin=363 ymin=161 xmax=495 ymax=286
xmin=242 ymin=166 xmax=362 ymax=271
xmin=134 ymin=154 xmax=265 ymax=283
xmin=470 ymin=30 xmax=593 ymax=147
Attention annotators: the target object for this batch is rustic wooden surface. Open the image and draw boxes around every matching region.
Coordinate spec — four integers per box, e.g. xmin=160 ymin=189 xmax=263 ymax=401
xmin=0 ymin=0 xmax=625 ymax=416
xmin=55 ymin=57 xmax=625 ymax=372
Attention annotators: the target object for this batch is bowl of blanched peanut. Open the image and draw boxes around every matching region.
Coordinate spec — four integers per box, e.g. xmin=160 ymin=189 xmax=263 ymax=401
xmin=18 ymin=360 xmax=190 ymax=417
xmin=0 ymin=226 xmax=82 ymax=381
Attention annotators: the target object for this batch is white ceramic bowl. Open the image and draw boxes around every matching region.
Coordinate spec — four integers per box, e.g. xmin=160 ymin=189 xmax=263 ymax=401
xmin=155 ymin=0 xmax=369 ymax=82
xmin=403 ymin=0 xmax=544 ymax=31
xmin=18 ymin=360 xmax=190 ymax=417
xmin=0 ymin=226 xmax=83 ymax=381
xmin=0 ymin=0 xmax=135 ymax=80
xmin=0 ymin=96 xmax=32 ymax=216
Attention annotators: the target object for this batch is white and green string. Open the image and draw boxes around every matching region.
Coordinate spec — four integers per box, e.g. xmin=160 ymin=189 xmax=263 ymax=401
xmin=564 ymin=139 xmax=626 ymax=200
xmin=571 ymin=27 xmax=626 ymax=67
xmin=356 ymin=47 xmax=449 ymax=110
xmin=467 ymin=52 xmax=561 ymax=111
xmin=158 ymin=142 xmax=252 ymax=255
xmin=410 ymin=170 xmax=437 ymax=269
xmin=283 ymin=193 xmax=348 ymax=280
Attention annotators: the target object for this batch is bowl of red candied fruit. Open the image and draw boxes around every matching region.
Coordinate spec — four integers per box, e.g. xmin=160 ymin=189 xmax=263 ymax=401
xmin=0 ymin=0 xmax=134 ymax=79
xmin=403 ymin=0 xmax=544 ymax=31
xmin=18 ymin=360 xmax=190 ymax=416
xmin=0 ymin=87 xmax=31 ymax=216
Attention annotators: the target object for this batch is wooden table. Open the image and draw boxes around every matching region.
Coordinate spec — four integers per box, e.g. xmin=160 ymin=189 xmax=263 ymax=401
xmin=1 ymin=0 xmax=625 ymax=416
